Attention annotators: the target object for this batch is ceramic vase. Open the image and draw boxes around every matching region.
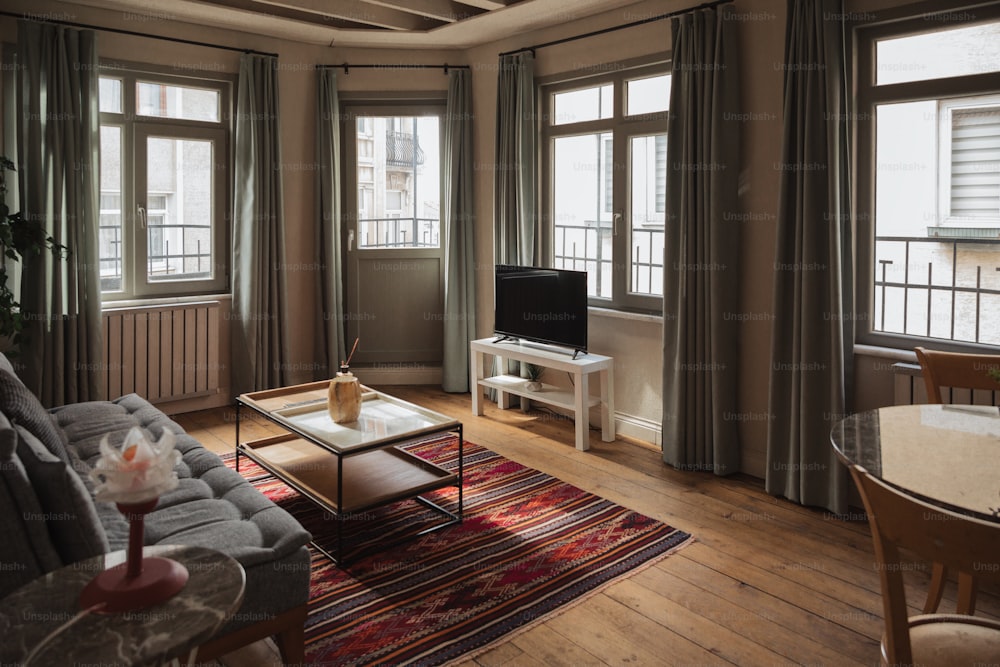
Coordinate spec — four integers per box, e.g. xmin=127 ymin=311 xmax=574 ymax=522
xmin=328 ymin=367 xmax=362 ymax=423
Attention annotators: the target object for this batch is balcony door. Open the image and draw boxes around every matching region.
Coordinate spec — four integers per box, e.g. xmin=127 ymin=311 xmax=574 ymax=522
xmin=344 ymin=107 xmax=444 ymax=364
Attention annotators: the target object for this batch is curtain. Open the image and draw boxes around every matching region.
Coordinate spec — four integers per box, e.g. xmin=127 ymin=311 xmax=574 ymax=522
xmin=232 ymin=53 xmax=287 ymax=394
xmin=661 ymin=7 xmax=741 ymax=475
xmin=315 ymin=67 xmax=345 ymax=378
xmin=494 ymin=51 xmax=537 ymax=267
xmin=15 ymin=20 xmax=102 ymax=406
xmin=442 ymin=69 xmax=476 ymax=392
xmin=766 ymin=0 xmax=853 ymax=514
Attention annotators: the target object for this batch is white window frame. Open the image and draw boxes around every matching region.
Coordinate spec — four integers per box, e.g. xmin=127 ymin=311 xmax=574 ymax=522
xmin=540 ymin=59 xmax=669 ymax=313
xmin=99 ymin=63 xmax=231 ymax=302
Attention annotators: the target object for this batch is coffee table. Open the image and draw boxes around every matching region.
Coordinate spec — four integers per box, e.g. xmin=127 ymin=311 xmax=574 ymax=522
xmin=235 ymin=381 xmax=463 ymax=564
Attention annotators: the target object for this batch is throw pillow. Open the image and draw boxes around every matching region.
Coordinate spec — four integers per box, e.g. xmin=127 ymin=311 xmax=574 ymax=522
xmin=15 ymin=424 xmax=109 ymax=565
xmin=0 ymin=369 xmax=70 ymax=463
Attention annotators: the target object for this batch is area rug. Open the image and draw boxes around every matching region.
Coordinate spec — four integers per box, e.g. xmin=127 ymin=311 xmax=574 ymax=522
xmin=225 ymin=437 xmax=693 ymax=666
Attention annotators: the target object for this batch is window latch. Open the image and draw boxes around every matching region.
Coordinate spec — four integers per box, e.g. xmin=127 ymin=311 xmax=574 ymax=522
xmin=348 ymin=229 xmax=354 ymax=252
xmin=613 ymin=210 xmax=622 ymax=237
xmin=137 ymin=206 xmax=147 ymax=229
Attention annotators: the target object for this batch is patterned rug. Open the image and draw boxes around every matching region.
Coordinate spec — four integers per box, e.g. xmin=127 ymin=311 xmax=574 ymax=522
xmin=226 ymin=437 xmax=692 ymax=666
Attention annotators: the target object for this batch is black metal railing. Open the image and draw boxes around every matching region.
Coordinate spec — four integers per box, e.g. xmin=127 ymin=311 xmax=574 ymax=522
xmin=874 ymin=235 xmax=1000 ymax=344
xmin=554 ymin=220 xmax=664 ymax=297
xmin=358 ymin=217 xmax=439 ymax=248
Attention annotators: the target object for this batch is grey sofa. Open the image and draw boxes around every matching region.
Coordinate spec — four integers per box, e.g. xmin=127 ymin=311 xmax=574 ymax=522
xmin=0 ymin=354 xmax=312 ymax=664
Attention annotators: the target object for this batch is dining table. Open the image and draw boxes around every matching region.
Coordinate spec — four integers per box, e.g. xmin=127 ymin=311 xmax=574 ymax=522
xmin=830 ymin=403 xmax=1000 ymax=523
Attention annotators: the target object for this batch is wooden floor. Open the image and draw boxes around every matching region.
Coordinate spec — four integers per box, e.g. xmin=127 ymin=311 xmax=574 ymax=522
xmin=175 ymin=385 xmax=1000 ymax=667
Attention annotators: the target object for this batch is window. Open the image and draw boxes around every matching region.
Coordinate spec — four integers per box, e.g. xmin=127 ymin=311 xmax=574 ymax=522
xmin=99 ymin=68 xmax=229 ymax=300
xmin=542 ymin=63 xmax=670 ymax=311
xmin=857 ymin=10 xmax=1000 ymax=348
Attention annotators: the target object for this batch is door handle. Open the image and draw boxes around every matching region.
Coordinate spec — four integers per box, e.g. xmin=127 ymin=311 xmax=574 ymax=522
xmin=348 ymin=229 xmax=354 ymax=252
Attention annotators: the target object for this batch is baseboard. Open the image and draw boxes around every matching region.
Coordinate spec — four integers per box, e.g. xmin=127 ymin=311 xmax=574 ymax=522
xmin=613 ymin=412 xmax=661 ymax=448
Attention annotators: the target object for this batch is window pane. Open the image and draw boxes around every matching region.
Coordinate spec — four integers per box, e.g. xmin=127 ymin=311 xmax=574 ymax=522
xmin=99 ymin=126 xmax=123 ymax=292
xmin=626 ymin=74 xmax=670 ymax=116
xmin=552 ymin=133 xmax=613 ymax=299
xmin=99 ymin=77 xmax=123 ymax=114
xmin=629 ymin=134 xmax=666 ymax=296
xmin=145 ymin=137 xmax=215 ymax=282
xmin=876 ymin=20 xmax=1000 ymax=85
xmin=356 ymin=116 xmax=440 ymax=249
xmin=552 ymin=84 xmax=614 ymax=125
xmin=873 ymin=100 xmax=1000 ymax=345
xmin=950 ymin=106 xmax=1000 ymax=219
xmin=136 ymin=81 xmax=220 ymax=122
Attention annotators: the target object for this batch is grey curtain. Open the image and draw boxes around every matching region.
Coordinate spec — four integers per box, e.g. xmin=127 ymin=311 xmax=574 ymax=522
xmin=15 ymin=20 xmax=102 ymax=406
xmin=442 ymin=69 xmax=476 ymax=392
xmin=766 ymin=0 xmax=853 ymax=514
xmin=232 ymin=54 xmax=287 ymax=394
xmin=315 ymin=67 xmax=345 ymax=378
xmin=494 ymin=51 xmax=537 ymax=266
xmin=661 ymin=7 xmax=741 ymax=475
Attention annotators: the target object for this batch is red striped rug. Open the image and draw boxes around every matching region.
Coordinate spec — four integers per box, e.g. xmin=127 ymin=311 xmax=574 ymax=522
xmin=227 ymin=437 xmax=692 ymax=666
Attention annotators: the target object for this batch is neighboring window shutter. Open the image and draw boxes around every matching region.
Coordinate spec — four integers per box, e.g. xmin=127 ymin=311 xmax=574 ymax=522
xmin=655 ymin=134 xmax=666 ymax=214
xmin=951 ymin=106 xmax=1000 ymax=219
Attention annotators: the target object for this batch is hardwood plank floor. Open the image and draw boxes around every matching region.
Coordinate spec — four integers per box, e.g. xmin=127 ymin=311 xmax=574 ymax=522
xmin=175 ymin=386 xmax=1000 ymax=666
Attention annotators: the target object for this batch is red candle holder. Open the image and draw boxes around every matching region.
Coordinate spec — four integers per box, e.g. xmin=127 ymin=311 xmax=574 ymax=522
xmin=79 ymin=498 xmax=188 ymax=613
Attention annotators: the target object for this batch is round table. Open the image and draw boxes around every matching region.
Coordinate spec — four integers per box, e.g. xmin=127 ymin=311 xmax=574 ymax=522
xmin=830 ymin=403 xmax=1000 ymax=523
xmin=0 ymin=544 xmax=245 ymax=666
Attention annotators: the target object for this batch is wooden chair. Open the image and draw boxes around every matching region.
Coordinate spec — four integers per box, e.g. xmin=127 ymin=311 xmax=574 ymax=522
xmin=849 ymin=464 xmax=1000 ymax=667
xmin=914 ymin=346 xmax=1000 ymax=614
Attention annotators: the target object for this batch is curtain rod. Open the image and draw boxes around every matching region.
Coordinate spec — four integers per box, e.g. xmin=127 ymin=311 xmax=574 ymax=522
xmin=0 ymin=10 xmax=278 ymax=58
xmin=319 ymin=63 xmax=470 ymax=74
xmin=498 ymin=0 xmax=735 ymax=57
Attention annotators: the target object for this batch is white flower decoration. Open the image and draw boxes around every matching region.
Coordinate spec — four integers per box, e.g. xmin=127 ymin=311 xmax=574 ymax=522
xmin=90 ymin=427 xmax=181 ymax=504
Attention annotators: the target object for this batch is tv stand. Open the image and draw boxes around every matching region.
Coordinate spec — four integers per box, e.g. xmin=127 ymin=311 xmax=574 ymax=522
xmin=470 ymin=338 xmax=615 ymax=451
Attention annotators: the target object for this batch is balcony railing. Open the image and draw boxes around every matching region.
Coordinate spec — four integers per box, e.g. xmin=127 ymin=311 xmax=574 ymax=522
xmin=358 ymin=217 xmax=439 ymax=249
xmin=554 ymin=220 xmax=664 ymax=297
xmin=99 ymin=222 xmax=212 ymax=289
xmin=874 ymin=235 xmax=1000 ymax=345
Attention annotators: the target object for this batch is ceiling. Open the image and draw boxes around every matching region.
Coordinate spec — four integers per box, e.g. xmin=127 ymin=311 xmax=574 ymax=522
xmin=61 ymin=0 xmax=649 ymax=49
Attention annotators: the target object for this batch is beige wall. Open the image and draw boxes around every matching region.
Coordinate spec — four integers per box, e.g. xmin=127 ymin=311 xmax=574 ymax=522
xmin=1 ymin=0 xmax=930 ymax=478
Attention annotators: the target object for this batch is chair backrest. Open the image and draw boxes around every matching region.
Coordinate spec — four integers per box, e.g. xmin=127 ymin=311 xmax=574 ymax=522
xmin=849 ymin=465 xmax=1000 ymax=665
xmin=914 ymin=346 xmax=1000 ymax=404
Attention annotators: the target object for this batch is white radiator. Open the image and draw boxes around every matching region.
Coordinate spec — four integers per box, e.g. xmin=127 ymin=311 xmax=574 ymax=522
xmin=892 ymin=361 xmax=999 ymax=406
xmin=103 ymin=302 xmax=221 ymax=403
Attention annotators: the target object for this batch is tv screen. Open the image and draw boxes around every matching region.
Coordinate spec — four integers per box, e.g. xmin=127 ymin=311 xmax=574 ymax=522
xmin=494 ymin=265 xmax=588 ymax=355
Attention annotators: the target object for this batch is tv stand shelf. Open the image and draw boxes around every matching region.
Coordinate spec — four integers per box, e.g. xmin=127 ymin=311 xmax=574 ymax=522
xmin=470 ymin=338 xmax=614 ymax=451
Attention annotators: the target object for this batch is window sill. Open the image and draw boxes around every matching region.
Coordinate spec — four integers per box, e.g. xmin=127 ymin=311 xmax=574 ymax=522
xmin=588 ymin=306 xmax=661 ymax=324
xmin=101 ymin=293 xmax=231 ymax=310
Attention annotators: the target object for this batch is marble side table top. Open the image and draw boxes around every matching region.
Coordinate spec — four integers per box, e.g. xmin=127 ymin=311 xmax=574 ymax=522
xmin=0 ymin=544 xmax=245 ymax=667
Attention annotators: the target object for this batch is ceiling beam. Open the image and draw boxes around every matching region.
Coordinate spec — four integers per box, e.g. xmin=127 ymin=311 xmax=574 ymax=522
xmin=452 ymin=0 xmax=514 ymax=10
xmin=196 ymin=0 xmax=378 ymax=30
xmin=365 ymin=0 xmax=487 ymax=23
xmin=251 ymin=0 xmax=434 ymax=30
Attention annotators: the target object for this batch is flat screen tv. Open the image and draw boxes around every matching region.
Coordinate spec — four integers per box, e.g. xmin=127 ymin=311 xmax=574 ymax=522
xmin=494 ymin=265 xmax=588 ymax=357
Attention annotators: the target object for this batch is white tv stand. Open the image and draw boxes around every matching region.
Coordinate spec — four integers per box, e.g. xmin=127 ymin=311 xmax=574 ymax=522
xmin=470 ymin=338 xmax=615 ymax=451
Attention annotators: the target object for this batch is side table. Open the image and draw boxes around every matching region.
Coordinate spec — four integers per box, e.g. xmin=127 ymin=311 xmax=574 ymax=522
xmin=0 ymin=544 xmax=245 ymax=666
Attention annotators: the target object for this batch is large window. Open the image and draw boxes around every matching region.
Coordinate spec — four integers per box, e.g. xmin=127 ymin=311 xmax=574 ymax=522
xmin=99 ymin=68 xmax=229 ymax=300
xmin=542 ymin=63 xmax=670 ymax=312
xmin=857 ymin=10 xmax=1000 ymax=348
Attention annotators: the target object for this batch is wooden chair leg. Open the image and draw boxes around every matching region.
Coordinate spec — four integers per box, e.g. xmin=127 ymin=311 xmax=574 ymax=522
xmin=275 ymin=604 xmax=307 ymax=665
xmin=923 ymin=562 xmax=947 ymax=613
xmin=956 ymin=572 xmax=978 ymax=615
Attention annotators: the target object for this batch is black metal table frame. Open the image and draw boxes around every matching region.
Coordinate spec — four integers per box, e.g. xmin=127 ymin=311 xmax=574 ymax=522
xmin=234 ymin=395 xmax=464 ymax=566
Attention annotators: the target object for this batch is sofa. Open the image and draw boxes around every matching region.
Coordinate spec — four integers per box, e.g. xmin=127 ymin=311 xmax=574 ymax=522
xmin=0 ymin=353 xmax=312 ymax=663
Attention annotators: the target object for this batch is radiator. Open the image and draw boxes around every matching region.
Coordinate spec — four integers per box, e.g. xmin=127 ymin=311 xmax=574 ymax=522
xmin=103 ymin=302 xmax=221 ymax=403
xmin=892 ymin=362 xmax=999 ymax=406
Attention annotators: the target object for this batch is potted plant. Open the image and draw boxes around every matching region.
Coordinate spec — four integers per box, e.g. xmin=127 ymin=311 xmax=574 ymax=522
xmin=524 ymin=363 xmax=545 ymax=391
xmin=0 ymin=156 xmax=69 ymax=351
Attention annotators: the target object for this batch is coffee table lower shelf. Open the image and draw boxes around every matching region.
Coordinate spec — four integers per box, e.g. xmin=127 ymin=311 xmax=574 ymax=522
xmin=238 ymin=433 xmax=462 ymax=564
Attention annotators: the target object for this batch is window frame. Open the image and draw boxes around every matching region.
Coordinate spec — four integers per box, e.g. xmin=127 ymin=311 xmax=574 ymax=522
xmin=853 ymin=4 xmax=1000 ymax=352
xmin=99 ymin=63 xmax=232 ymax=302
xmin=540 ymin=59 xmax=670 ymax=313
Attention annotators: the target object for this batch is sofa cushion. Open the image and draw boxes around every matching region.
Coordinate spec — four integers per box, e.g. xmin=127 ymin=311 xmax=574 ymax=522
xmin=0 ymin=369 xmax=70 ymax=463
xmin=15 ymin=425 xmax=109 ymax=565
xmin=0 ymin=413 xmax=62 ymax=596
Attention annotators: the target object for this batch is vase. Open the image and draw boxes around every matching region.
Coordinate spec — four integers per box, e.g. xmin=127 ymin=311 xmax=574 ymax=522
xmin=328 ymin=367 xmax=362 ymax=423
xmin=525 ymin=381 xmax=543 ymax=391
xmin=79 ymin=497 xmax=189 ymax=613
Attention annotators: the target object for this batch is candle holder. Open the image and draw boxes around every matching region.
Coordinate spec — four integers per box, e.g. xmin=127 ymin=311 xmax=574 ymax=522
xmin=79 ymin=498 xmax=188 ymax=613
